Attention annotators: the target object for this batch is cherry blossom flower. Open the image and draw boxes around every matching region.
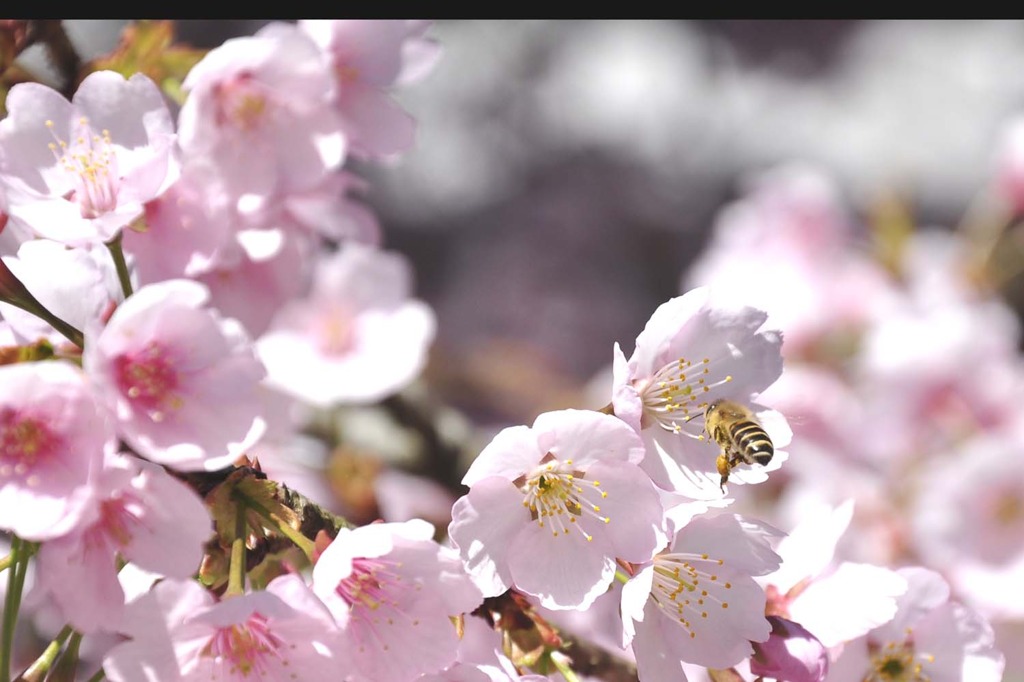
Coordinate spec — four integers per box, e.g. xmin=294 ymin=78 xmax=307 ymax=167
xmin=620 ymin=513 xmax=782 ymax=682
xmin=449 ymin=409 xmax=665 ymax=610
xmin=33 ymin=453 xmax=211 ymax=633
xmin=102 ymin=575 xmax=345 ymax=681
xmin=195 ymin=228 xmax=310 ymax=338
xmin=827 ymin=568 xmax=1004 ymax=682
xmin=421 ymin=616 xmax=548 ymax=682
xmin=0 ymin=360 xmax=111 ymax=540
xmin=760 ymin=501 xmax=908 ymax=648
xmin=299 ymin=20 xmax=441 ymax=159
xmin=312 ymin=519 xmax=482 ymax=682
xmin=123 ymin=171 xmax=235 ymax=286
xmin=178 ymin=22 xmax=344 ymax=201
xmin=750 ymin=616 xmax=829 ymax=682
xmin=84 ymin=279 xmax=266 ymax=470
xmin=911 ymin=435 xmax=1024 ymax=618
xmin=0 ymin=238 xmax=120 ymax=345
xmin=0 ymin=70 xmax=178 ymax=246
xmin=237 ymin=171 xmax=381 ymax=245
xmin=611 ymin=287 xmax=790 ymax=497
xmin=685 ymin=165 xmax=895 ymax=360
xmin=256 ymin=243 xmax=435 ymax=405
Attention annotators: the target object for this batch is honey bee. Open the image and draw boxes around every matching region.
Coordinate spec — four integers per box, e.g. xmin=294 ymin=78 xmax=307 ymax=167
xmin=703 ymin=399 xmax=773 ymax=491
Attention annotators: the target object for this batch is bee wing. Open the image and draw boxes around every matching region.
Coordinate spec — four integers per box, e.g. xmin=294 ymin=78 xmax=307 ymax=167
xmin=749 ymin=404 xmax=792 ymax=449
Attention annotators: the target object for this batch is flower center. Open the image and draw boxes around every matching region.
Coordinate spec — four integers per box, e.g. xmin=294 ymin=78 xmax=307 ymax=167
xmin=335 ymin=557 xmax=421 ymax=654
xmin=519 ymin=456 xmax=609 ymax=542
xmin=640 ymin=356 xmax=733 ymax=435
xmin=46 ymin=117 xmax=120 ymax=219
xmin=993 ymin=488 xmax=1024 ymax=526
xmin=96 ymin=492 xmax=140 ymax=548
xmin=214 ymin=73 xmax=270 ymax=131
xmin=865 ymin=637 xmax=934 ymax=682
xmin=316 ymin=306 xmax=356 ymax=357
xmin=336 ymin=557 xmax=399 ymax=611
xmin=0 ymin=408 xmax=61 ymax=484
xmin=113 ymin=341 xmax=183 ymax=422
xmin=649 ymin=551 xmax=733 ymax=640
xmin=203 ymin=613 xmax=284 ymax=677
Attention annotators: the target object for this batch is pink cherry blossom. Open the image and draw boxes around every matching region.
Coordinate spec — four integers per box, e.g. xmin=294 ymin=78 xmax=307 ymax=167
xmin=449 ymin=409 xmax=665 ymax=610
xmin=620 ymin=513 xmax=782 ymax=682
xmin=84 ymin=279 xmax=266 ymax=470
xmin=911 ymin=435 xmax=1024 ymax=618
xmin=827 ymin=568 xmax=1004 ymax=682
xmin=103 ymin=575 xmax=345 ymax=681
xmin=422 ymin=616 xmax=549 ymax=682
xmin=0 ymin=360 xmax=111 ymax=540
xmin=195 ymin=228 xmax=310 ymax=338
xmin=256 ymin=243 xmax=435 ymax=405
xmin=299 ymin=20 xmax=440 ymax=159
xmin=123 ymin=171 xmax=235 ymax=286
xmin=760 ymin=501 xmax=908 ymax=648
xmin=685 ymin=165 xmax=896 ymax=360
xmin=33 ymin=453 xmax=211 ymax=633
xmin=611 ymin=287 xmax=790 ymax=497
xmin=312 ymin=519 xmax=482 ymax=682
xmin=178 ymin=22 xmax=344 ymax=201
xmin=0 ymin=71 xmax=178 ymax=246
xmin=750 ymin=616 xmax=828 ymax=682
xmin=237 ymin=171 xmax=381 ymax=245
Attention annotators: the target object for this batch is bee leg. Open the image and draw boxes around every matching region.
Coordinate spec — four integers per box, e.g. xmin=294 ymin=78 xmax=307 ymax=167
xmin=716 ymin=452 xmax=731 ymax=492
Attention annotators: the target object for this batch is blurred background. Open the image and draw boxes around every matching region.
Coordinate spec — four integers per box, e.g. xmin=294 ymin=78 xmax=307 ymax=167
xmin=28 ymin=20 xmax=1024 ymax=420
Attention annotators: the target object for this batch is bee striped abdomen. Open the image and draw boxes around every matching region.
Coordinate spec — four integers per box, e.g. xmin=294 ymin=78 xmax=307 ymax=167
xmin=728 ymin=421 xmax=773 ymax=466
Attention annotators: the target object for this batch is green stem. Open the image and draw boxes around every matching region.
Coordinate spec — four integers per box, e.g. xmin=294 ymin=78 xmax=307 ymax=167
xmin=614 ymin=569 xmax=631 ymax=585
xmin=17 ymin=626 xmax=73 ymax=682
xmin=0 ymin=554 xmax=10 ymax=574
xmin=84 ymin=668 xmax=105 ymax=682
xmin=226 ymin=498 xmax=248 ymax=597
xmin=27 ymin=305 xmax=85 ymax=349
xmin=240 ymin=493 xmax=317 ymax=562
xmin=1 ymin=538 xmax=26 ymax=682
xmin=106 ymin=233 xmax=134 ymax=300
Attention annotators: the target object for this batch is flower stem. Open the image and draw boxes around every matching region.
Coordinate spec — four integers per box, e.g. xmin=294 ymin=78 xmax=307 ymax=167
xmin=1 ymin=537 xmax=31 ymax=682
xmin=84 ymin=668 xmax=106 ymax=682
xmin=240 ymin=492 xmax=317 ymax=562
xmin=17 ymin=626 xmax=73 ymax=682
xmin=226 ymin=498 xmax=248 ymax=597
xmin=106 ymin=233 xmax=134 ymax=300
xmin=0 ymin=260 xmax=84 ymax=348
xmin=0 ymin=553 xmax=10 ymax=574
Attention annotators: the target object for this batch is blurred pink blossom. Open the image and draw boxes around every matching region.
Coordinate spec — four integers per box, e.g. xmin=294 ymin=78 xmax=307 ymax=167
xmin=827 ymin=568 xmax=1004 ymax=682
xmin=178 ymin=22 xmax=345 ymax=201
xmin=0 ymin=360 xmax=111 ymax=540
xmin=103 ymin=575 xmax=345 ymax=681
xmin=300 ymin=20 xmax=440 ymax=159
xmin=257 ymin=243 xmax=435 ymax=405
xmin=33 ymin=453 xmax=210 ymax=633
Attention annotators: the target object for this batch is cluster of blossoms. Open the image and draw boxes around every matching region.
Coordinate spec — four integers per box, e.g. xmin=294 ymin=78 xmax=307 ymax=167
xmin=0 ymin=19 xmax=1010 ymax=682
